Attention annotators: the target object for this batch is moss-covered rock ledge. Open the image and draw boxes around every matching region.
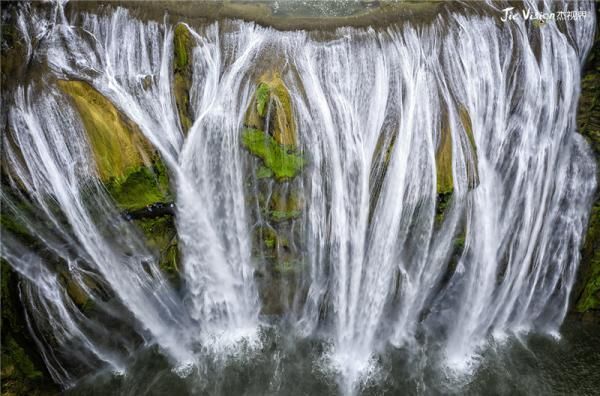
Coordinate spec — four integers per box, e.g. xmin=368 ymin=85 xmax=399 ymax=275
xmin=241 ymin=73 xmax=306 ymax=315
xmin=173 ymin=23 xmax=194 ymax=135
xmin=59 ymin=80 xmax=180 ymax=282
xmin=242 ymin=73 xmax=304 ymax=182
xmin=59 ymin=80 xmax=172 ymax=209
xmin=241 ymin=128 xmax=304 ymax=181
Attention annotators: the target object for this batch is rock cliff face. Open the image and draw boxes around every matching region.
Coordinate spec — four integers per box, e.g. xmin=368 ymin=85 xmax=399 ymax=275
xmin=173 ymin=23 xmax=194 ymax=135
xmin=0 ymin=7 xmax=181 ymax=392
xmin=574 ymin=7 xmax=600 ymax=319
xmin=241 ymin=74 xmax=306 ymax=315
xmin=58 ymin=80 xmax=179 ymax=283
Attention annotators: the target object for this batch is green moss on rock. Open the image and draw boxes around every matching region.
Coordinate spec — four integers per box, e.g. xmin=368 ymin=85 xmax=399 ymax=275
xmin=58 ymin=80 xmax=154 ymax=182
xmin=134 ymin=216 xmax=180 ymax=282
xmin=273 ymin=259 xmax=300 ymax=276
xmin=576 ymin=202 xmax=600 ymax=312
xmin=173 ymin=23 xmax=194 ymax=135
xmin=174 ymin=23 xmax=192 ymax=72
xmin=1 ymin=262 xmax=57 ymax=395
xmin=105 ymin=162 xmax=171 ymax=211
xmin=436 ymin=123 xmax=453 ymax=195
xmin=266 ymin=190 xmax=304 ymax=222
xmin=245 ymin=73 xmax=297 ymax=147
xmin=59 ymin=80 xmax=172 ymax=212
xmin=256 ymin=165 xmax=274 ymax=179
xmin=160 ymin=241 xmax=180 ymax=278
xmin=1 ymin=4 xmax=28 ymax=100
xmin=241 ymin=128 xmax=304 ymax=181
xmin=435 ymin=191 xmax=453 ymax=226
xmin=255 ymin=83 xmax=270 ymax=117
xmin=459 ymin=106 xmax=479 ymax=189
xmin=268 ymin=209 xmax=301 ymax=222
xmin=574 ymin=9 xmax=600 ymax=315
xmin=254 ymin=226 xmax=284 ymax=253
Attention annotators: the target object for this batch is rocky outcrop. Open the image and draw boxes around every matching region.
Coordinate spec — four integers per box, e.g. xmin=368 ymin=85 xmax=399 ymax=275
xmin=58 ymin=80 xmax=172 ymax=209
xmin=173 ymin=23 xmax=194 ymax=135
xmin=246 ymin=74 xmax=298 ymax=146
xmin=1 ymin=74 xmax=182 ymax=393
xmin=241 ymin=128 xmax=304 ymax=181
xmin=573 ymin=10 xmax=600 ymax=319
xmin=434 ymin=107 xmax=478 ymax=225
xmin=436 ymin=122 xmax=454 ymax=196
xmin=1 ymin=258 xmax=58 ymax=396
xmin=58 ymin=80 xmax=181 ymax=284
xmin=1 ymin=6 xmax=58 ymax=394
xmin=242 ymin=74 xmax=305 ymax=315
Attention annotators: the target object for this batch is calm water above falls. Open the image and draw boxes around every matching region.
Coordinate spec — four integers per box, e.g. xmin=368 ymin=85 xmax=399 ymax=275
xmin=1 ymin=1 xmax=598 ymax=395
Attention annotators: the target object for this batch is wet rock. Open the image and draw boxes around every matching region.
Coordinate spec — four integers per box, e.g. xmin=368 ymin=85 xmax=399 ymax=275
xmin=574 ymin=8 xmax=600 ymax=316
xmin=59 ymin=80 xmax=180 ymax=283
xmin=245 ymin=73 xmax=297 ymax=147
xmin=134 ymin=215 xmax=180 ymax=285
xmin=1 ymin=261 xmax=58 ymax=396
xmin=241 ymin=128 xmax=304 ymax=181
xmin=436 ymin=122 xmax=453 ymax=196
xmin=241 ymin=76 xmax=305 ymax=315
xmin=123 ymin=202 xmax=175 ymax=220
xmin=58 ymin=80 xmax=172 ymax=212
xmin=173 ymin=23 xmax=194 ymax=135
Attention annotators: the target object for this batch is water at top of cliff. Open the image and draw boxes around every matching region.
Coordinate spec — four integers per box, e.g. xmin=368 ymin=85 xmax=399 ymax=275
xmin=0 ymin=0 xmax=597 ymax=394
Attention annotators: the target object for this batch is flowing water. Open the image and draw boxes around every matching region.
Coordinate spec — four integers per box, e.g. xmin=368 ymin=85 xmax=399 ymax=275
xmin=1 ymin=1 xmax=598 ymax=394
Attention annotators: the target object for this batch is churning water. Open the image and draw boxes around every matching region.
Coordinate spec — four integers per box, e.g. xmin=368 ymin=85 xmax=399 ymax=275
xmin=1 ymin=0 xmax=597 ymax=394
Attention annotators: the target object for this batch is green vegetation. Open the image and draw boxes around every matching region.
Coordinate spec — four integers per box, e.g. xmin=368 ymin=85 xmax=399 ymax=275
xmin=435 ymin=191 xmax=453 ymax=226
xmin=245 ymin=73 xmax=297 ymax=147
xmin=434 ymin=108 xmax=479 ymax=225
xmin=160 ymin=241 xmax=180 ymax=278
xmin=264 ymin=235 xmax=276 ymax=249
xmin=105 ymin=163 xmax=171 ymax=211
xmin=574 ymin=18 xmax=600 ymax=315
xmin=266 ymin=190 xmax=303 ymax=222
xmin=174 ymin=23 xmax=192 ymax=72
xmin=63 ymin=276 xmax=90 ymax=307
xmin=576 ymin=202 xmax=600 ymax=312
xmin=174 ymin=74 xmax=193 ymax=133
xmin=59 ymin=78 xmax=179 ymax=282
xmin=135 ymin=216 xmax=176 ymax=252
xmin=436 ymin=124 xmax=453 ymax=195
xmin=255 ymin=83 xmax=270 ymax=117
xmin=273 ymin=259 xmax=300 ymax=276
xmin=459 ymin=106 xmax=479 ymax=188
xmin=1 ymin=6 xmax=27 ymax=97
xmin=241 ymin=128 xmax=304 ymax=180
xmin=1 ymin=262 xmax=57 ymax=395
xmin=256 ymin=165 xmax=274 ymax=179
xmin=59 ymin=80 xmax=172 ymax=212
xmin=268 ymin=209 xmax=301 ymax=222
xmin=242 ymin=74 xmax=304 ymax=315
xmin=254 ymin=226 xmax=280 ymax=252
xmin=135 ymin=216 xmax=180 ymax=281
xmin=173 ymin=23 xmax=194 ymax=134
xmin=0 ymin=210 xmax=31 ymax=243
xmin=58 ymin=80 xmax=154 ymax=182
xmin=453 ymin=234 xmax=465 ymax=253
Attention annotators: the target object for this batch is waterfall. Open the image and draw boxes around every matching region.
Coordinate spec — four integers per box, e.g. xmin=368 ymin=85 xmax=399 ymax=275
xmin=1 ymin=1 xmax=596 ymax=394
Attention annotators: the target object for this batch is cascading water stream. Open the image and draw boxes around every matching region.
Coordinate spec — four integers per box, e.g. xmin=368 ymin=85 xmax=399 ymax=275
xmin=1 ymin=1 xmax=596 ymax=394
